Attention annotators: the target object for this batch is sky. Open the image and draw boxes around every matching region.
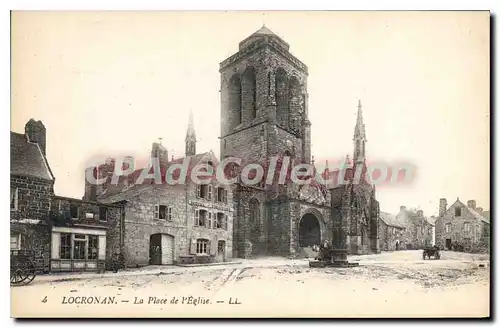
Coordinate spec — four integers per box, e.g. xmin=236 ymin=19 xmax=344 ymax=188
xmin=10 ymin=11 xmax=490 ymax=216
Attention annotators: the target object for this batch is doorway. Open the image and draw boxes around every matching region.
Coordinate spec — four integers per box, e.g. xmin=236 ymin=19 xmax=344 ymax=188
xmin=216 ymin=240 xmax=226 ymax=262
xmin=299 ymin=213 xmax=321 ymax=247
xmin=395 ymin=240 xmax=400 ymax=251
xmin=149 ymin=234 xmax=162 ymax=265
xmin=446 ymin=238 xmax=452 ymax=250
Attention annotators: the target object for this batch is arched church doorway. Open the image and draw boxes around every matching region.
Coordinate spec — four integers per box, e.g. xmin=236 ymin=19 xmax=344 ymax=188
xmin=395 ymin=240 xmax=400 ymax=251
xmin=299 ymin=213 xmax=321 ymax=247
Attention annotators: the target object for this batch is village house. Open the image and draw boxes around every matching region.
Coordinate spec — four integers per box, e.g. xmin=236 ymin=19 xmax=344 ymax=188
xmin=48 ymin=196 xmax=124 ymax=272
xmin=378 ymin=211 xmax=406 ymax=251
xmin=11 ymin=119 xmax=124 ymax=273
xmin=395 ymin=206 xmax=434 ymax=249
xmin=89 ymin=114 xmax=234 ymax=267
xmin=11 ymin=119 xmax=55 ymax=272
xmin=434 ymin=198 xmax=490 ymax=252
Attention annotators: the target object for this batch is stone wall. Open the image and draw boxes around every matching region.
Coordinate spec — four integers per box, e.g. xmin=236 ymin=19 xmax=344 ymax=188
xmin=122 ymin=182 xmax=234 ymax=267
xmin=378 ymin=220 xmax=405 ymax=251
xmin=10 ymin=175 xmax=54 ymax=222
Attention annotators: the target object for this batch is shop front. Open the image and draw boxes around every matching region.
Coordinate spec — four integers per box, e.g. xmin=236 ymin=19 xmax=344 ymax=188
xmin=50 ymin=226 xmax=107 ymax=272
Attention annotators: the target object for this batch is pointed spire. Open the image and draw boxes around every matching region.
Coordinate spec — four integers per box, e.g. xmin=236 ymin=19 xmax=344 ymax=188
xmin=354 ymin=99 xmax=366 ymax=139
xmin=185 ymin=111 xmax=197 ymax=156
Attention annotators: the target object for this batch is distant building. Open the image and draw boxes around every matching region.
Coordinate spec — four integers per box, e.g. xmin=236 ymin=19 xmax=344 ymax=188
xmin=434 ymin=198 xmax=490 ymax=251
xmin=395 ymin=206 xmax=434 ymax=249
xmin=378 ymin=211 xmax=406 ymax=251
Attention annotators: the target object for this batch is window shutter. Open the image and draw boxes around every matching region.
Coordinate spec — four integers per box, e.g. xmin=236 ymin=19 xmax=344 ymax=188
xmin=206 ymin=212 xmax=211 ymax=228
xmin=224 ymin=189 xmax=228 ymax=203
xmin=190 ymin=239 xmax=197 ymax=254
xmin=214 ymin=187 xmax=219 ymax=201
xmin=208 ymin=186 xmax=212 ymax=200
xmin=168 ymin=207 xmax=172 ymax=221
xmin=51 ymin=232 xmax=60 ymax=259
xmin=194 ymin=209 xmax=199 ymax=226
xmin=224 ymin=214 xmax=228 ymax=230
xmin=196 ymin=185 xmax=201 ymax=198
xmin=154 ymin=205 xmax=159 ymax=219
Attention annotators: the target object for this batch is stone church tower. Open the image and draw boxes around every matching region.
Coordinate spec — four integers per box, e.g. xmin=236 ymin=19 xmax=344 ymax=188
xmin=220 ymin=26 xmax=379 ymax=258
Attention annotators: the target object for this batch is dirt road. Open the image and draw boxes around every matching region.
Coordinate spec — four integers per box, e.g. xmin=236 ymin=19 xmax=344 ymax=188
xmin=11 ymin=250 xmax=490 ymax=318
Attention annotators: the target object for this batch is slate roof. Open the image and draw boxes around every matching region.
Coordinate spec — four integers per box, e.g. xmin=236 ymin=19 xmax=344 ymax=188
xmin=379 ymin=211 xmax=406 ymax=229
xmin=10 ymin=131 xmax=54 ymax=181
xmin=467 ymin=206 xmax=490 ymax=224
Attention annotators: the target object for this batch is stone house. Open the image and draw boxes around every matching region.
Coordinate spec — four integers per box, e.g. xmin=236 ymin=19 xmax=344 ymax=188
xmin=10 ymin=119 xmax=55 ymax=272
xmin=378 ymin=211 xmax=406 ymax=251
xmin=395 ymin=206 xmax=434 ymax=249
xmin=219 ymin=26 xmax=380 ymax=257
xmin=434 ymin=198 xmax=490 ymax=251
xmin=48 ymin=196 xmax=124 ymax=272
xmin=91 ymin=117 xmax=234 ymax=266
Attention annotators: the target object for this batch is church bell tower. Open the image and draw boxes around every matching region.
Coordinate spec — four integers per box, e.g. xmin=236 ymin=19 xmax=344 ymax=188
xmin=219 ymin=26 xmax=311 ymax=166
xmin=353 ymin=100 xmax=367 ymax=164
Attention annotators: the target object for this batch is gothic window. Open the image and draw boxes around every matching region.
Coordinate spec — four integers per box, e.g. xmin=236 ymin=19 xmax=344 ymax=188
xmin=275 ymin=68 xmax=289 ymax=127
xmin=229 ymin=74 xmax=242 ymax=128
xmin=242 ymin=67 xmax=257 ymax=119
xmin=356 ymin=140 xmax=360 ymax=158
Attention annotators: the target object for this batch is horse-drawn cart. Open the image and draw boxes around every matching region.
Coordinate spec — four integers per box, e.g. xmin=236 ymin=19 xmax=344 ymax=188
xmin=10 ymin=250 xmax=37 ymax=286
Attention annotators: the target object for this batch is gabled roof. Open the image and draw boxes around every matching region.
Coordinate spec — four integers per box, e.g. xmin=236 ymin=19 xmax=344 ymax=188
xmin=10 ymin=131 xmax=54 ymax=181
xmin=380 ymin=211 xmax=405 ymax=228
xmin=446 ymin=199 xmax=490 ymax=224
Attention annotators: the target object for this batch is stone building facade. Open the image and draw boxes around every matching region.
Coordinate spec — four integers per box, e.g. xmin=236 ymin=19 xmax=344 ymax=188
xmin=378 ymin=211 xmax=406 ymax=251
xmin=395 ymin=206 xmax=434 ymax=249
xmin=220 ymin=26 xmax=380 ymax=257
xmin=93 ymin=118 xmax=234 ymax=266
xmin=434 ymin=198 xmax=490 ymax=251
xmin=10 ymin=119 xmax=55 ymax=273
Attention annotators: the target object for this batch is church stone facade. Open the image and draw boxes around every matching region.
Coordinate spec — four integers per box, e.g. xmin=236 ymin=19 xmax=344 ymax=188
xmin=219 ymin=26 xmax=380 ymax=258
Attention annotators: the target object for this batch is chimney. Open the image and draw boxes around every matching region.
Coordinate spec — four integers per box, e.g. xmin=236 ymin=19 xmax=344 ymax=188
xmin=25 ymin=119 xmax=47 ymax=156
xmin=417 ymin=210 xmax=423 ymax=217
xmin=476 ymin=207 xmax=483 ymax=214
xmin=151 ymin=142 xmax=168 ymax=171
xmin=467 ymin=200 xmax=476 ymax=210
xmin=400 ymin=206 xmax=406 ymax=212
xmin=439 ymin=198 xmax=447 ymax=217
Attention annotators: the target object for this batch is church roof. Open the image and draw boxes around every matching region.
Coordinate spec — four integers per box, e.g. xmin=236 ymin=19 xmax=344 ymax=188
xmin=239 ymin=25 xmax=290 ymax=51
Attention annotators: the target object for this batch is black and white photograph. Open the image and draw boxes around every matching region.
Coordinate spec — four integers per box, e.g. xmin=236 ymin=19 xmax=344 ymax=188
xmin=9 ymin=10 xmax=490 ymax=318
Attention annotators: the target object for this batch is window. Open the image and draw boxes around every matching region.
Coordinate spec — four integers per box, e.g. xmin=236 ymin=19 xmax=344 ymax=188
xmin=60 ymin=233 xmax=71 ymax=259
xmin=455 ymin=207 xmax=461 ymax=217
xmin=158 ymin=205 xmax=167 ymax=220
xmin=216 ymin=213 xmax=226 ymax=229
xmin=196 ymin=239 xmax=209 ymax=254
xmin=463 ymin=222 xmax=470 ymax=232
xmin=207 ymin=186 xmax=213 ymax=201
xmin=197 ymin=185 xmax=208 ymax=199
xmin=217 ymin=188 xmax=228 ymax=203
xmin=10 ymin=187 xmax=18 ymax=211
xmin=195 ymin=209 xmax=207 ymax=227
xmin=445 ymin=223 xmax=451 ymax=233
xmin=88 ymin=235 xmax=99 ymax=260
xmin=99 ymin=207 xmax=108 ymax=222
xmin=10 ymin=234 xmax=21 ymax=250
xmin=70 ymin=204 xmax=79 ymax=219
